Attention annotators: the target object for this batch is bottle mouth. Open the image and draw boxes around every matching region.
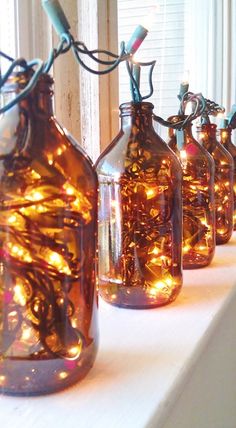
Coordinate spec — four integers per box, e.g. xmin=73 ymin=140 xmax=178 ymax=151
xmin=1 ymin=71 xmax=54 ymax=94
xmin=119 ymin=101 xmax=154 ymax=117
xmin=200 ymin=123 xmax=217 ymax=130
xmin=167 ymin=114 xmax=188 ymax=124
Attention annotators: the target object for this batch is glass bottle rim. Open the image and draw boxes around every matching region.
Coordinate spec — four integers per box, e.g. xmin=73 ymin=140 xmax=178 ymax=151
xmin=1 ymin=71 xmax=53 ymax=94
xmin=119 ymin=101 xmax=154 ymax=117
xmin=168 ymin=114 xmax=190 ymax=124
xmin=198 ymin=123 xmax=217 ymax=130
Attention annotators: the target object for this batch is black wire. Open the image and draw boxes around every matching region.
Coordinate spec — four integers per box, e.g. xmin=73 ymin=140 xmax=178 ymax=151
xmin=72 ymin=43 xmax=126 ymax=75
xmin=153 ymin=92 xmax=206 ymax=130
xmin=0 ymin=51 xmax=15 ymax=62
xmin=142 ymin=61 xmax=156 ymax=100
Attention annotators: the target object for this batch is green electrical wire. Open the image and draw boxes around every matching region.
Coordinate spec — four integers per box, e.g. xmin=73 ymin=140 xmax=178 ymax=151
xmin=153 ymin=92 xmax=206 ymax=130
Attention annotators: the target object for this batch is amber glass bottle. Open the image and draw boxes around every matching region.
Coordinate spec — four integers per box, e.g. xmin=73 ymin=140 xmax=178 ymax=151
xmin=218 ymin=128 xmax=236 ymax=230
xmin=0 ymin=72 xmax=98 ymax=395
xmin=168 ymin=116 xmax=215 ymax=269
xmin=96 ymin=102 xmax=183 ymax=309
xmin=197 ymin=124 xmax=234 ymax=244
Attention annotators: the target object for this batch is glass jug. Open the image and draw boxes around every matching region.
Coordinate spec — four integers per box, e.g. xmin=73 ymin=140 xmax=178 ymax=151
xmin=197 ymin=124 xmax=234 ymax=244
xmin=96 ymin=102 xmax=183 ymax=309
xmin=0 ymin=72 xmax=98 ymax=395
xmin=168 ymin=116 xmax=215 ymax=268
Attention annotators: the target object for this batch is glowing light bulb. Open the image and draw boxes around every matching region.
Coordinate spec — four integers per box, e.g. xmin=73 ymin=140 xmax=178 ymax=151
xmin=26 ymin=191 xmax=44 ymax=201
xmin=221 ymin=131 xmax=228 ymax=139
xmin=180 ymin=149 xmax=187 ymax=167
xmin=140 ymin=5 xmax=160 ymax=31
xmin=67 ymin=344 xmax=82 ymax=360
xmin=132 ymin=52 xmax=142 ymax=63
xmin=165 ymin=277 xmax=173 ymax=287
xmin=153 ymin=281 xmax=165 ymax=290
xmin=199 ymin=132 xmax=206 ymax=140
xmin=48 ymin=154 xmax=54 ymax=165
xmin=183 ymin=244 xmax=191 ymax=254
xmin=22 ymin=327 xmax=32 ymax=341
xmin=65 ymin=186 xmax=74 ymax=195
xmin=0 ymin=376 xmax=6 ymax=385
xmin=8 ymin=214 xmax=17 ymax=224
xmin=71 ymin=319 xmax=77 ymax=328
xmin=185 ymin=101 xmax=192 ymax=115
xmin=30 ymin=170 xmax=41 ymax=179
xmin=7 ymin=243 xmax=32 ymax=263
xmin=14 ymin=282 xmax=27 ymax=306
xmin=111 ymin=200 xmax=119 ymax=208
xmin=181 ymin=69 xmax=189 ymax=85
xmin=146 ymin=186 xmax=159 ymax=199
xmin=59 ymin=371 xmax=68 ymax=380
xmin=48 ymin=251 xmax=71 ymax=275
xmin=146 ymin=188 xmax=155 ymax=198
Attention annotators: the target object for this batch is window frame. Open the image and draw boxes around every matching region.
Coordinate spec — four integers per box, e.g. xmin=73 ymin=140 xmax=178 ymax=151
xmin=13 ymin=0 xmax=119 ymax=161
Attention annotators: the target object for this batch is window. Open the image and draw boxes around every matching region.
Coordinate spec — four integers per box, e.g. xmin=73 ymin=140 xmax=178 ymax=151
xmin=1 ymin=0 xmax=235 ymax=152
xmin=0 ymin=0 xmax=17 ymax=73
xmin=118 ymin=0 xmax=188 ymax=139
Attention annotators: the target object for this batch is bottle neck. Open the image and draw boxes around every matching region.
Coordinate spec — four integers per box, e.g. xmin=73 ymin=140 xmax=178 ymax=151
xmin=168 ymin=115 xmax=193 ymax=143
xmin=198 ymin=123 xmax=217 ymax=139
xmin=2 ymin=72 xmax=54 ymax=118
xmin=219 ymin=128 xmax=232 ymax=145
xmin=168 ymin=115 xmax=194 ymax=147
xmin=119 ymin=102 xmax=154 ymax=131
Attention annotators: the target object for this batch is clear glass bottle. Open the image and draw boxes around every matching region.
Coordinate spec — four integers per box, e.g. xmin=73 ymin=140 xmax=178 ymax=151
xmin=168 ymin=116 xmax=215 ymax=269
xmin=96 ymin=102 xmax=183 ymax=309
xmin=0 ymin=72 xmax=98 ymax=395
xmin=218 ymin=127 xmax=236 ymax=230
xmin=197 ymin=123 xmax=234 ymax=244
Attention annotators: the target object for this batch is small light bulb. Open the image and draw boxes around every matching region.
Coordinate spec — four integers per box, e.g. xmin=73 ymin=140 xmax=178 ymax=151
xmin=59 ymin=371 xmax=68 ymax=380
xmin=185 ymin=101 xmax=192 ymax=115
xmin=14 ymin=283 xmax=27 ymax=306
xmin=180 ymin=150 xmax=187 ymax=166
xmin=22 ymin=328 xmax=32 ymax=341
xmin=181 ymin=69 xmax=190 ymax=85
xmin=140 ymin=5 xmax=160 ymax=31
xmin=0 ymin=376 xmax=6 ymax=384
xmin=8 ymin=214 xmax=17 ymax=224
xmin=27 ymin=191 xmax=44 ymax=201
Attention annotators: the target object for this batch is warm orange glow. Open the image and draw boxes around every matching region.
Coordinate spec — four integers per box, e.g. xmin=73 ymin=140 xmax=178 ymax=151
xmin=59 ymin=371 xmax=68 ymax=380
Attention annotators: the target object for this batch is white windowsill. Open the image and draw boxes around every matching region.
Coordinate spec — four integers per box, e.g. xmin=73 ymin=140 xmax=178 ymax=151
xmin=1 ymin=233 xmax=236 ymax=428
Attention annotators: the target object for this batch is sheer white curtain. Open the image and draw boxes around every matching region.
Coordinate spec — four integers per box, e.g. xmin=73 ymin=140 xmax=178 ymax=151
xmin=185 ymin=0 xmax=236 ymax=115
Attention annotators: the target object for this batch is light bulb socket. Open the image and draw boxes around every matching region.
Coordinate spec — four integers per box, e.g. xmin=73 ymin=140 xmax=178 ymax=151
xmin=178 ymin=82 xmax=189 ymax=100
xmin=42 ymin=0 xmax=70 ymax=36
xmin=227 ymin=104 xmax=236 ymax=129
xmin=220 ymin=118 xmax=229 ymax=129
xmin=126 ymin=25 xmax=148 ymax=55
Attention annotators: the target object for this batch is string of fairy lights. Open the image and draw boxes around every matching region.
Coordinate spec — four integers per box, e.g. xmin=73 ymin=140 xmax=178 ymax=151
xmin=1 ymin=0 xmax=236 ymax=394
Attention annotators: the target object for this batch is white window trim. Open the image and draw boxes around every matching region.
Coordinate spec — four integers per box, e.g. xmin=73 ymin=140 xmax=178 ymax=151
xmin=14 ymin=0 xmax=119 ymax=161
